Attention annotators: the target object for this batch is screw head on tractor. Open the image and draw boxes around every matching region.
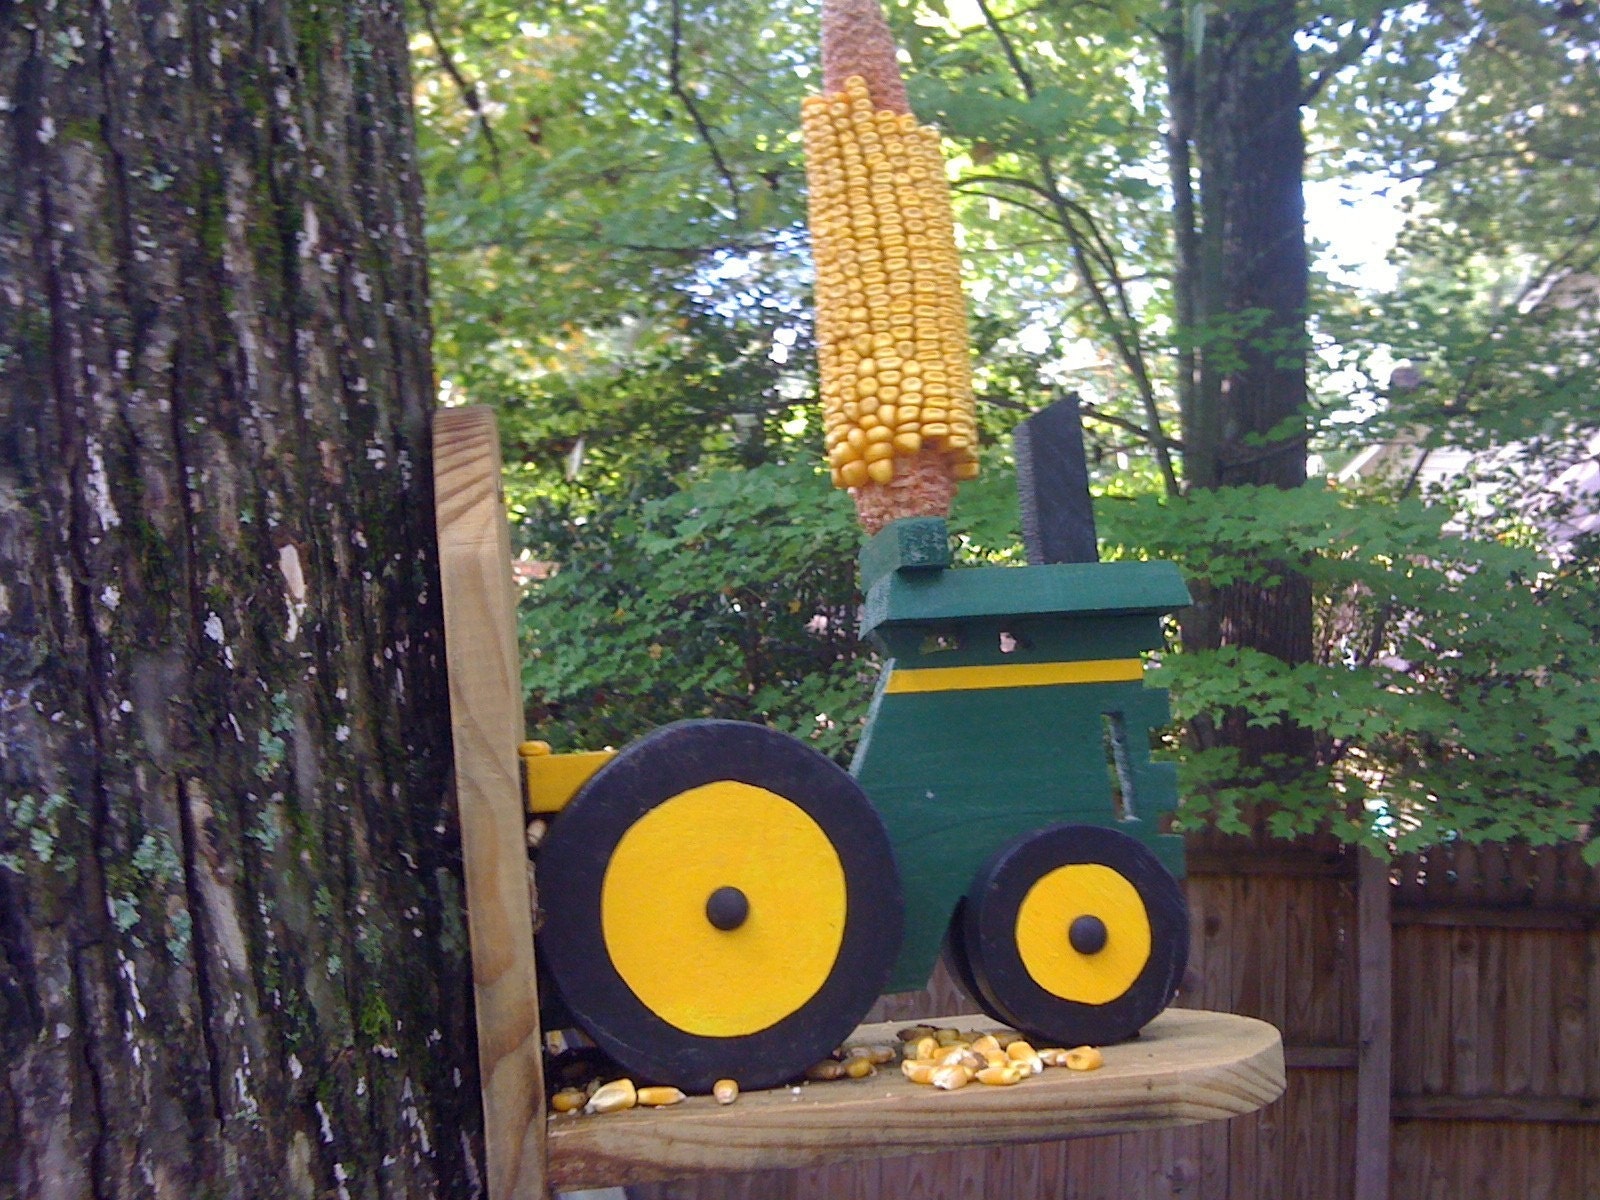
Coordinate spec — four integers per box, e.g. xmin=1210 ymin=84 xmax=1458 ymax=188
xmin=706 ymin=886 xmax=750 ymax=931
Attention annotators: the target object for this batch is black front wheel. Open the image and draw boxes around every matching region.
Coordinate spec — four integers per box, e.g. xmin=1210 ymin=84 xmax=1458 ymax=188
xmin=955 ymin=823 xmax=1188 ymax=1046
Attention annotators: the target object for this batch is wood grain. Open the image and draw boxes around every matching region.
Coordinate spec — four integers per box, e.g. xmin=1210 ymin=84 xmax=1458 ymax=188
xmin=435 ymin=407 xmax=547 ymax=1200
xmin=1354 ymin=850 xmax=1392 ymax=1200
xmin=546 ymin=1008 xmax=1284 ymax=1189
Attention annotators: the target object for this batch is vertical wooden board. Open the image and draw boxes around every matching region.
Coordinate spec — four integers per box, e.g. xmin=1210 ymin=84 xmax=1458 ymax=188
xmin=1066 ymin=1132 xmax=1122 ymax=1200
xmin=1354 ymin=851 xmax=1391 ymax=1200
xmin=1390 ymin=928 xmax=1419 ymax=1093
xmin=1422 ymin=1122 xmax=1457 ymax=1200
xmin=1033 ymin=1137 xmax=1068 ymax=1200
xmin=1527 ymin=930 xmax=1556 ymax=1095
xmin=796 ymin=1157 xmax=873 ymax=1200
xmin=1389 ymin=1123 xmax=1423 ymax=1199
xmin=1164 ymin=1127 xmax=1204 ymax=1199
xmin=1554 ymin=930 xmax=1588 ymax=1097
xmin=955 ymin=1146 xmax=986 ymax=1200
xmin=433 ymin=407 xmax=546 ymax=1200
xmin=1126 ymin=1132 xmax=1177 ymax=1196
xmin=1338 ymin=1065 xmax=1359 ymax=1200
xmin=982 ymin=1141 xmax=1032 ymax=1198
xmin=1524 ymin=1124 xmax=1556 ymax=1200
xmin=1258 ymin=879 xmax=1291 ymax=1036
xmin=1226 ymin=1104 xmax=1262 ymax=1200
xmin=1475 ymin=922 xmax=1506 ymax=1096
xmin=1284 ymin=877 xmax=1321 ymax=1041
xmin=1589 ymin=927 xmax=1600 ymax=1102
xmin=1502 ymin=929 xmax=1536 ymax=1096
xmin=1419 ymin=929 xmax=1452 ymax=1095
xmin=1229 ymin=876 xmax=1263 ymax=1021
xmin=1196 ymin=1114 xmax=1231 ymax=1199
xmin=1333 ymin=876 xmax=1363 ymax=1048
xmin=1182 ymin=875 xmax=1234 ymax=1013
xmin=874 ymin=1152 xmax=917 ymax=1200
xmin=1448 ymin=926 xmax=1481 ymax=1096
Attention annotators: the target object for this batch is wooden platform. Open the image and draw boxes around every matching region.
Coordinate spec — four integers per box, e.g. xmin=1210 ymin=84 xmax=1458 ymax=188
xmin=548 ymin=1008 xmax=1285 ymax=1189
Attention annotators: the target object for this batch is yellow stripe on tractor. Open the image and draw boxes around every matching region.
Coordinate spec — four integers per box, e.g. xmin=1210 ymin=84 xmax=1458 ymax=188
xmin=520 ymin=741 xmax=617 ymax=814
xmin=883 ymin=658 xmax=1144 ymax=695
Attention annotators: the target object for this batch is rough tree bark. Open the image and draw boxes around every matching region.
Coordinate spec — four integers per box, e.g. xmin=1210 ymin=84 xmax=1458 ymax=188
xmin=1 ymin=2 xmax=481 ymax=1195
xmin=1166 ymin=0 xmax=1314 ymax=760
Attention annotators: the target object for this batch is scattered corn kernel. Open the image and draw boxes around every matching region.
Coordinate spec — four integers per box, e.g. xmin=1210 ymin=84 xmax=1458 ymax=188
xmin=970 ymin=1034 xmax=1002 ymax=1057
xmin=976 ymin=1063 xmax=1027 ymax=1086
xmin=844 ymin=1057 xmax=877 ymax=1079
xmin=550 ymin=1088 xmax=587 ymax=1113
xmin=1007 ymin=1041 xmax=1045 ymax=1075
xmin=713 ymin=1079 xmax=739 ymax=1105
xmin=1064 ymin=1046 xmax=1105 ymax=1072
xmin=584 ymin=1078 xmax=637 ymax=1114
xmin=805 ymin=1060 xmax=847 ymax=1082
xmin=931 ymin=1063 xmax=972 ymax=1090
xmin=912 ymin=1035 xmax=939 ymax=1061
xmin=902 ymin=1059 xmax=937 ymax=1084
xmin=636 ymin=1086 xmax=686 ymax=1107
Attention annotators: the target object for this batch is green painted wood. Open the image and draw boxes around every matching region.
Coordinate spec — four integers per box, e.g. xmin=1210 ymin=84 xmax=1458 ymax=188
xmin=858 ymin=516 xmax=952 ymax=591
xmin=871 ymin=614 xmax=1167 ymax=667
xmin=852 ymin=675 xmax=1183 ymax=994
xmin=861 ymin=558 xmax=1191 ymax=639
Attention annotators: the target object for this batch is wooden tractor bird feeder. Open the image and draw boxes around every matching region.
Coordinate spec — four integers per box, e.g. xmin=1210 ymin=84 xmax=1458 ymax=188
xmin=432 ymin=3 xmax=1283 ymax=1194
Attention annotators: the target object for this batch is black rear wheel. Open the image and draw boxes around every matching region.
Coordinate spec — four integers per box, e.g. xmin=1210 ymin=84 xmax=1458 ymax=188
xmin=538 ymin=720 xmax=904 ymax=1092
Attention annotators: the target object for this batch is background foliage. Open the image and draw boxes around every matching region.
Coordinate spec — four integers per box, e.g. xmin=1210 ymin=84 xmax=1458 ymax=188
xmin=414 ymin=0 xmax=1600 ymax=856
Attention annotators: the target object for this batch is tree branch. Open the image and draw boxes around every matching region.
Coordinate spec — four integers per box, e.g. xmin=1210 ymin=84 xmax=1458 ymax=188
xmin=669 ymin=0 xmax=743 ymax=224
xmin=417 ymin=0 xmax=502 ymax=173
xmin=1301 ymin=15 xmax=1385 ymax=106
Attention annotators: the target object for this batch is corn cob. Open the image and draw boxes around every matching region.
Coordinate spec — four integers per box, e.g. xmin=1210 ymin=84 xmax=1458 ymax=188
xmin=804 ymin=0 xmax=978 ymax=533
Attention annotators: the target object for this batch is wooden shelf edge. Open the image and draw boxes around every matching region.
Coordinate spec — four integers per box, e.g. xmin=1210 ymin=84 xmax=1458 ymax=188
xmin=547 ymin=1007 xmax=1285 ymax=1189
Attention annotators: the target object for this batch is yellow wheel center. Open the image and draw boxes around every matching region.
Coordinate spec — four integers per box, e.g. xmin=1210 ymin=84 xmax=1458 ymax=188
xmin=1014 ymin=863 xmax=1151 ymax=1006
xmin=600 ymin=781 xmax=848 ymax=1037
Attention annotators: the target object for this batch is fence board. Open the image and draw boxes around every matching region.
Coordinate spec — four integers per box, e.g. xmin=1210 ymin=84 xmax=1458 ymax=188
xmin=1503 ymin=931 xmax=1537 ymax=1097
xmin=1474 ymin=921 xmax=1504 ymax=1095
xmin=1528 ymin=931 xmax=1556 ymax=1096
xmin=1449 ymin=927 xmax=1482 ymax=1096
xmin=1196 ymin=1111 xmax=1231 ymax=1199
xmin=1555 ymin=931 xmax=1588 ymax=1098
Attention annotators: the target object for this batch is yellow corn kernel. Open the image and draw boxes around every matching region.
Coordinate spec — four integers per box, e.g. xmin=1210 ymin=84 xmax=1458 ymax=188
xmin=840 ymin=460 xmax=869 ymax=488
xmin=902 ymin=1059 xmax=937 ymax=1084
xmin=844 ymin=1056 xmax=877 ymax=1079
xmin=713 ymin=1078 xmax=739 ymax=1105
xmin=976 ymin=1063 xmax=1027 ymax=1086
xmin=584 ymin=1078 xmax=637 ymax=1114
xmin=893 ymin=432 xmax=923 ymax=455
xmin=637 ymin=1086 xmax=687 ymax=1107
xmin=970 ymin=1034 xmax=1001 ymax=1056
xmin=1007 ymin=1042 xmax=1045 ymax=1075
xmin=805 ymin=1059 xmax=846 ymax=1082
xmin=866 ymin=459 xmax=895 ymax=485
xmin=550 ymin=1088 xmax=587 ymax=1114
xmin=1064 ymin=1046 xmax=1105 ymax=1072
xmin=912 ymin=1035 xmax=939 ymax=1061
xmin=931 ymin=1063 xmax=972 ymax=1090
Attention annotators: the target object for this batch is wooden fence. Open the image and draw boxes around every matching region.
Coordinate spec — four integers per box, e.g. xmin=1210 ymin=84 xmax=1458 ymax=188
xmin=633 ymin=835 xmax=1600 ymax=1199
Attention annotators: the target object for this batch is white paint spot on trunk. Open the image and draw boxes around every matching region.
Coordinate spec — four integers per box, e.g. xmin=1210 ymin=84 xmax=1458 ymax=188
xmin=278 ymin=543 xmax=308 ymax=642
xmin=86 ymin=440 xmax=121 ymax=528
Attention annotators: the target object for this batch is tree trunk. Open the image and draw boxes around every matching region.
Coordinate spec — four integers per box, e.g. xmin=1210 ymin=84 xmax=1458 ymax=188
xmin=1 ymin=2 xmax=480 ymax=1195
xmin=1168 ymin=0 xmax=1314 ymax=760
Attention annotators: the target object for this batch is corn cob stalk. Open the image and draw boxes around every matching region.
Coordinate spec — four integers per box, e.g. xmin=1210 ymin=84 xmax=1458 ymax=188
xmin=803 ymin=0 xmax=978 ymax=533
